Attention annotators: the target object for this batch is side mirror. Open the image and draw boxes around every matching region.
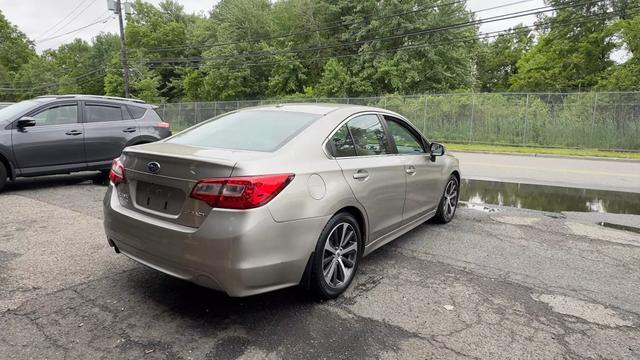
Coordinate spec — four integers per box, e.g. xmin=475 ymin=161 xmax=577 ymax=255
xmin=16 ymin=117 xmax=36 ymax=129
xmin=429 ymin=142 xmax=445 ymax=161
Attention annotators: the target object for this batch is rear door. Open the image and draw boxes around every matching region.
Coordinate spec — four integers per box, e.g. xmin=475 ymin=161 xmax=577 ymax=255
xmin=383 ymin=115 xmax=443 ymax=222
xmin=82 ymin=101 xmax=139 ymax=168
xmin=12 ymin=101 xmax=86 ymax=173
xmin=331 ymin=113 xmax=406 ymax=242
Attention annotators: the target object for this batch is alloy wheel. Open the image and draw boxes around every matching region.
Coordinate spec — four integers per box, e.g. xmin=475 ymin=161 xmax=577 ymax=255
xmin=444 ymin=178 xmax=458 ymax=219
xmin=322 ymin=222 xmax=358 ymax=288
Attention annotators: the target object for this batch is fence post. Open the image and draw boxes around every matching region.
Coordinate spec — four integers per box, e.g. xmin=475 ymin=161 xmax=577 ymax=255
xmin=523 ymin=93 xmax=530 ymax=145
xmin=194 ymin=102 xmax=198 ymax=124
xmin=422 ymin=95 xmax=428 ymax=135
xmin=469 ymin=93 xmax=476 ymax=144
xmin=177 ymin=103 xmax=182 ymax=129
xmin=236 ymin=100 xmax=240 ymax=110
xmin=590 ymin=92 xmax=598 ymax=146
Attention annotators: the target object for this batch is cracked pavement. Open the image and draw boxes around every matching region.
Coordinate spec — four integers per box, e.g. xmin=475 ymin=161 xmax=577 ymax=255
xmin=1 ymin=173 xmax=639 ymax=359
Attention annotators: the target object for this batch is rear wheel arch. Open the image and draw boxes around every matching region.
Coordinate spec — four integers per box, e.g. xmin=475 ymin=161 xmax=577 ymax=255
xmin=335 ymin=206 xmax=367 ymax=245
xmin=300 ymin=205 xmax=367 ymax=292
xmin=126 ymin=135 xmax=158 ymax=147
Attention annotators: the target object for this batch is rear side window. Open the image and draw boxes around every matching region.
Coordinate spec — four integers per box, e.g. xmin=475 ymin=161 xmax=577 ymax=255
xmin=328 ymin=125 xmax=356 ymax=157
xmin=85 ymin=104 xmax=127 ymax=123
xmin=127 ymin=105 xmax=147 ymax=119
xmin=346 ymin=114 xmax=389 ymax=156
xmin=167 ymin=110 xmax=320 ymax=152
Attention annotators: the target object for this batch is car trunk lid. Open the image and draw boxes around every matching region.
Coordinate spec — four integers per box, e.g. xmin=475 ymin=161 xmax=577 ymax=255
xmin=116 ymin=143 xmax=241 ymax=228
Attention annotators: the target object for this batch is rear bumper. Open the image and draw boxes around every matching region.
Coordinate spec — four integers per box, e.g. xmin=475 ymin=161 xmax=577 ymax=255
xmin=103 ymin=186 xmax=328 ymax=297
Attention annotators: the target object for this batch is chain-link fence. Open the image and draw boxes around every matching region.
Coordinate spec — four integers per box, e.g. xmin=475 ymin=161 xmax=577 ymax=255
xmin=157 ymin=92 xmax=640 ymax=151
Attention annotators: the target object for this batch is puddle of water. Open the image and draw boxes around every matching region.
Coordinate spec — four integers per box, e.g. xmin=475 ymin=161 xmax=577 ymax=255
xmin=460 ymin=179 xmax=640 ymax=215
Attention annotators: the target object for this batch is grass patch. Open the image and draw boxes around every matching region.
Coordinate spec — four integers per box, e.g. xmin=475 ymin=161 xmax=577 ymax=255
xmin=444 ymin=143 xmax=640 ymax=160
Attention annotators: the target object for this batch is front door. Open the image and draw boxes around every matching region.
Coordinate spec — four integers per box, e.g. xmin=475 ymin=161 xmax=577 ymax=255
xmin=383 ymin=115 xmax=444 ymax=223
xmin=333 ymin=114 xmax=406 ymax=242
xmin=12 ymin=101 xmax=86 ymax=174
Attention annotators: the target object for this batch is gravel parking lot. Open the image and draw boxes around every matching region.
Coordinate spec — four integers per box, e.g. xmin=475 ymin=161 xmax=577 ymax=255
xmin=1 ymin=174 xmax=639 ymax=359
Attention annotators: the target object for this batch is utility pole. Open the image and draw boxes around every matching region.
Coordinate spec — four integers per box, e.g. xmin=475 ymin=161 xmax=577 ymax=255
xmin=113 ymin=0 xmax=130 ymax=98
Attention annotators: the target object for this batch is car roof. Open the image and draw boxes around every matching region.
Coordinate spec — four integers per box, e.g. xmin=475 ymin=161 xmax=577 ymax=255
xmin=239 ymin=103 xmax=398 ymax=117
xmin=34 ymin=95 xmax=152 ymax=107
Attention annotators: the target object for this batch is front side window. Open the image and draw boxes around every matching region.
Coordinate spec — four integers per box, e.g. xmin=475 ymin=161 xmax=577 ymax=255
xmin=86 ymin=104 xmax=126 ymax=123
xmin=385 ymin=116 xmax=426 ymax=154
xmin=168 ymin=110 xmax=320 ymax=152
xmin=32 ymin=104 xmax=78 ymax=126
xmin=346 ymin=114 xmax=389 ymax=156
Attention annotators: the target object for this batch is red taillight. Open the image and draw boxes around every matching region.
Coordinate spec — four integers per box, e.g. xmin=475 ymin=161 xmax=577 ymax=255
xmin=109 ymin=158 xmax=126 ymax=185
xmin=155 ymin=122 xmax=170 ymax=129
xmin=190 ymin=174 xmax=294 ymax=209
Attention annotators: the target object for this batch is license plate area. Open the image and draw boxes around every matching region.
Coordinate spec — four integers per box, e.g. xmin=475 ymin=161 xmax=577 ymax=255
xmin=136 ymin=181 xmax=186 ymax=215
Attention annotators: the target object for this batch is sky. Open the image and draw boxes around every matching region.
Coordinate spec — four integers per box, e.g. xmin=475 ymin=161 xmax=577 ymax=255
xmin=1 ymin=0 xmax=547 ymax=53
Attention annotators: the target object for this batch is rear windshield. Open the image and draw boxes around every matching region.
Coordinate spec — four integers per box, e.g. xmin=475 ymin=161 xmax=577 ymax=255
xmin=167 ymin=110 xmax=320 ymax=152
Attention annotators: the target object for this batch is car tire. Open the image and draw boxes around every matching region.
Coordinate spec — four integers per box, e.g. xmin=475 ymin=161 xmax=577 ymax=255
xmin=310 ymin=212 xmax=362 ymax=300
xmin=0 ymin=162 xmax=6 ymax=192
xmin=433 ymin=174 xmax=459 ymax=224
xmin=92 ymin=169 xmax=110 ymax=185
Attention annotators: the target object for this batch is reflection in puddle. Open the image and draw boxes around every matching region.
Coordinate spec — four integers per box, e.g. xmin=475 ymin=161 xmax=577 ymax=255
xmin=460 ymin=179 xmax=640 ymax=215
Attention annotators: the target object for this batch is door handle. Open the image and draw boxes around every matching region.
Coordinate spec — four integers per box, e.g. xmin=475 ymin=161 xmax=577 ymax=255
xmin=122 ymin=127 xmax=137 ymax=133
xmin=353 ymin=170 xmax=369 ymax=180
xmin=65 ymin=130 xmax=82 ymax=136
xmin=405 ymin=165 xmax=416 ymax=175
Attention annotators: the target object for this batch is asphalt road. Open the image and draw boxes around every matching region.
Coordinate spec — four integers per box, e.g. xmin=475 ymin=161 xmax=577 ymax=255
xmin=453 ymin=152 xmax=640 ymax=193
xmin=1 ymin=174 xmax=640 ymax=359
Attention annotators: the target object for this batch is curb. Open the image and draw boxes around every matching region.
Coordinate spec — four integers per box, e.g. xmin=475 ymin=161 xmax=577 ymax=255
xmin=449 ymin=150 xmax=640 ymax=163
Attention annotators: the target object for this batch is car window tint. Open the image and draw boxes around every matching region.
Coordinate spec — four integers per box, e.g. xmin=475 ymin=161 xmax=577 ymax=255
xmin=385 ymin=117 xmax=425 ymax=154
xmin=346 ymin=114 xmax=389 ymax=156
xmin=32 ymin=104 xmax=78 ymax=126
xmin=330 ymin=125 xmax=356 ymax=157
xmin=127 ymin=105 xmax=147 ymax=119
xmin=86 ymin=104 xmax=126 ymax=123
xmin=167 ymin=110 xmax=320 ymax=152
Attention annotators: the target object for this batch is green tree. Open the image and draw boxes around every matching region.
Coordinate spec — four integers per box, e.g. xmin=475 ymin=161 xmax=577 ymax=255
xmin=267 ymin=54 xmax=307 ymax=97
xmin=597 ymin=10 xmax=640 ymax=90
xmin=344 ymin=0 xmax=477 ymax=95
xmin=0 ymin=10 xmax=36 ymax=100
xmin=476 ymin=24 xmax=534 ymax=92
xmin=510 ymin=0 xmax=617 ymax=91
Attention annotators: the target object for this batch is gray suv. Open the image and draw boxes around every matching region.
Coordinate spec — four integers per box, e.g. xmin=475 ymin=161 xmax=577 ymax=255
xmin=0 ymin=95 xmax=171 ymax=191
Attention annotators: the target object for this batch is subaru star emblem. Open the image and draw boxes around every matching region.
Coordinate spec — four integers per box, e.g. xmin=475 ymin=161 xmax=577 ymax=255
xmin=147 ymin=161 xmax=161 ymax=174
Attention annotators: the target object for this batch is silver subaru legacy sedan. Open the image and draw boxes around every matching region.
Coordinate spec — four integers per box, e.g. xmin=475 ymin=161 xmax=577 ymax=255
xmin=103 ymin=104 xmax=460 ymax=299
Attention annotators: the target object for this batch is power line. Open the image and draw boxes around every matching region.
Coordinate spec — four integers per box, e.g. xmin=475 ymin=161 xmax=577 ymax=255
xmin=145 ymin=0 xmax=598 ymax=65
xmin=35 ymin=0 xmax=100 ymax=41
xmin=1 ymin=0 xmax=625 ymax=93
xmin=145 ymin=6 xmax=632 ymax=72
xmin=143 ymin=0 xmax=471 ymax=52
xmin=34 ymin=0 xmax=91 ymax=40
xmin=0 ymin=67 xmax=106 ymax=92
xmin=145 ymin=0 xmax=536 ymax=53
xmin=35 ymin=16 xmax=114 ymax=44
